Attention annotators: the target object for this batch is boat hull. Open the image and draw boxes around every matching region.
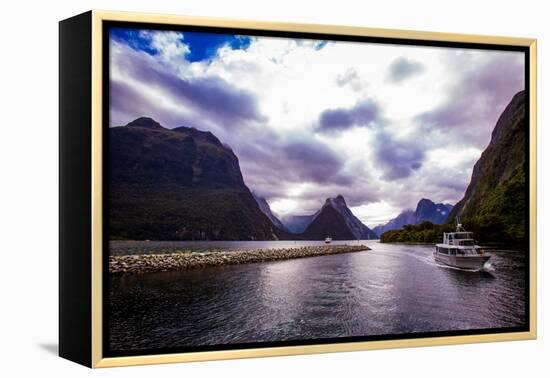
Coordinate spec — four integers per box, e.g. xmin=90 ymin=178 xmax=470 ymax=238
xmin=434 ymin=252 xmax=490 ymax=270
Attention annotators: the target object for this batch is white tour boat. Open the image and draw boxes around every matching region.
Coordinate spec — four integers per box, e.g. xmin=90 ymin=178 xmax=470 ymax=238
xmin=434 ymin=220 xmax=490 ymax=270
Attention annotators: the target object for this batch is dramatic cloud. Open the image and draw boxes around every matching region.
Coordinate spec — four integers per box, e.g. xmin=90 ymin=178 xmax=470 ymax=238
xmin=415 ymin=51 xmax=524 ymax=147
xmin=386 ymin=57 xmax=425 ymax=83
xmin=282 ymin=141 xmax=351 ymax=184
xmin=111 ymin=42 xmax=264 ymax=129
xmin=317 ymin=100 xmax=381 ymax=133
xmin=109 ymin=28 xmax=525 ymax=226
xmin=235 ymin=134 xmax=351 ymax=186
xmin=374 ymin=129 xmax=426 ymax=180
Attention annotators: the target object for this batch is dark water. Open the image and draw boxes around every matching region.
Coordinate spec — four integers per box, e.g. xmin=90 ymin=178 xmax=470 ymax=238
xmin=108 ymin=241 xmax=526 ymax=351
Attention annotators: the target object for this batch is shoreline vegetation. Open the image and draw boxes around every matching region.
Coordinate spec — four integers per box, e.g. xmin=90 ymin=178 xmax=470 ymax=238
xmin=109 ymin=244 xmax=371 ymax=274
xmin=379 ymin=220 xmax=525 ymax=247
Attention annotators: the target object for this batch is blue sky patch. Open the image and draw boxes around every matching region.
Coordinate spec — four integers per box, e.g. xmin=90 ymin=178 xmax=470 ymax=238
xmin=110 ymin=27 xmax=251 ymax=62
xmin=183 ymin=32 xmax=251 ymax=62
xmin=110 ymin=28 xmax=158 ymax=55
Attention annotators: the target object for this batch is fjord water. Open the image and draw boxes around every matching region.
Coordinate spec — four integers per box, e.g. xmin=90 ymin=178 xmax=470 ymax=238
xmin=109 ymin=241 xmax=526 ymax=351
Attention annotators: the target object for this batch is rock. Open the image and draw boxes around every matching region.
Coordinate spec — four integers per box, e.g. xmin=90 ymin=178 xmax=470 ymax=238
xmin=109 ymin=245 xmax=371 ymax=275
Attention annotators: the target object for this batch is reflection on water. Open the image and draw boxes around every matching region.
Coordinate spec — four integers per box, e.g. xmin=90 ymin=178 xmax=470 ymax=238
xmin=109 ymin=241 xmax=526 ymax=351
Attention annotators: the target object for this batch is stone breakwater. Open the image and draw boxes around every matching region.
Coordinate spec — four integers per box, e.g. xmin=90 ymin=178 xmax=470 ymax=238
xmin=109 ymin=244 xmax=371 ymax=274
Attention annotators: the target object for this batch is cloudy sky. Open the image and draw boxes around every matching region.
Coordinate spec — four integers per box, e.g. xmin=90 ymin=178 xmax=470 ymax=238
xmin=109 ymin=27 xmax=525 ymax=227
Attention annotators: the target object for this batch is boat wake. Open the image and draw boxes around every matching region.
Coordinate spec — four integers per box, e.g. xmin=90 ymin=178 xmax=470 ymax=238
xmin=434 ymin=260 xmax=496 ymax=276
xmin=483 ymin=261 xmax=495 ymax=272
xmin=434 ymin=262 xmax=482 ymax=273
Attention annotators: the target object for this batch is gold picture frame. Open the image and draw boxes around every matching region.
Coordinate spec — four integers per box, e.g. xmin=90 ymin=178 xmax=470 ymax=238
xmin=59 ymin=9 xmax=537 ymax=368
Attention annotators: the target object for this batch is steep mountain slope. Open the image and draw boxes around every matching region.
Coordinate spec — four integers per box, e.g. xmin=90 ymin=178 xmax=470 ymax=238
xmin=109 ymin=117 xmax=281 ymax=241
xmin=373 ymin=199 xmax=452 ymax=237
xmin=252 ymin=193 xmax=288 ymax=232
xmin=302 ymin=195 xmax=378 ymax=240
xmin=447 ymin=90 xmax=527 ymax=242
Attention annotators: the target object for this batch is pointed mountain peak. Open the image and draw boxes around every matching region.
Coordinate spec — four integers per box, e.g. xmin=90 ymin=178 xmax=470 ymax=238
xmin=417 ymin=198 xmax=434 ymax=205
xmin=305 ymin=194 xmax=376 ymax=240
xmin=325 ymin=194 xmax=347 ymax=207
xmin=335 ymin=194 xmax=346 ymax=204
xmin=415 ymin=198 xmax=435 ymax=211
xmin=126 ymin=117 xmax=164 ymax=129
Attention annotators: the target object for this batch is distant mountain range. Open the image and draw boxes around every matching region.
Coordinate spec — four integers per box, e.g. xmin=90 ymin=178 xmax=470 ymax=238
xmin=113 ymin=104 xmax=525 ymax=244
xmin=259 ymin=194 xmax=378 ymax=240
xmin=110 ymin=93 xmax=526 ymax=243
xmin=373 ymin=199 xmax=453 ymax=237
xmin=110 ymin=117 xmax=377 ymax=241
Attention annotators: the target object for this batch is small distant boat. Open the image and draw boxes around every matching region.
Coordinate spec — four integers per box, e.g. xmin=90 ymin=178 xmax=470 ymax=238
xmin=324 ymin=237 xmax=332 ymax=244
xmin=434 ymin=219 xmax=490 ymax=270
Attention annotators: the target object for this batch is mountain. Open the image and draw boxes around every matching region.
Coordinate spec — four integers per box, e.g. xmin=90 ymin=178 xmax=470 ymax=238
xmin=109 ymin=117 xmax=282 ymax=241
xmin=447 ymin=90 xmax=527 ymax=242
xmin=372 ymin=210 xmax=416 ymax=237
xmin=126 ymin=116 xmax=165 ymax=130
xmin=415 ymin=199 xmax=453 ymax=224
xmin=302 ymin=195 xmax=378 ymax=240
xmin=281 ymin=215 xmax=316 ymax=233
xmin=373 ymin=199 xmax=453 ymax=237
xmin=252 ymin=193 xmax=288 ymax=232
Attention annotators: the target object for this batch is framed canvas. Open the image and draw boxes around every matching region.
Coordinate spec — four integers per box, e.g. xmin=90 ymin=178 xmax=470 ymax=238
xmin=59 ymin=10 xmax=537 ymax=368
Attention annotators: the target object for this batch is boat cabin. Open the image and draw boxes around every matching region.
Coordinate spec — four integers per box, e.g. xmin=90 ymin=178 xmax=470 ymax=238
xmin=442 ymin=232 xmax=474 ymax=246
xmin=437 ymin=232 xmax=479 ymax=256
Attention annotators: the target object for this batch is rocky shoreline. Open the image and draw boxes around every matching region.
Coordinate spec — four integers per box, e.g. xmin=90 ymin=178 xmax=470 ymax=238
xmin=109 ymin=244 xmax=370 ymax=274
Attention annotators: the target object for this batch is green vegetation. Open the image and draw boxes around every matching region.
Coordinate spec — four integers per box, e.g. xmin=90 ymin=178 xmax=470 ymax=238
xmin=110 ymin=186 xmax=280 ymax=240
xmin=463 ymin=167 xmax=526 ymax=244
xmin=380 ymin=222 xmax=452 ymax=244
xmin=381 ymin=91 xmax=527 ymax=247
xmin=380 ymin=167 xmax=526 ymax=245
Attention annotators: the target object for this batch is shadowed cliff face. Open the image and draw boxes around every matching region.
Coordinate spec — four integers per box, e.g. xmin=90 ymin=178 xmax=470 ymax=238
xmin=447 ymin=90 xmax=526 ymax=242
xmin=109 ymin=117 xmax=280 ymax=241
